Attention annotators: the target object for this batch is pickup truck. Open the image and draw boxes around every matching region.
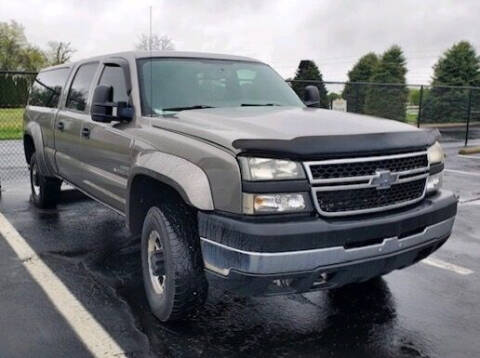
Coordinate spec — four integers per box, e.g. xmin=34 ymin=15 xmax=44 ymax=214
xmin=24 ymin=51 xmax=457 ymax=321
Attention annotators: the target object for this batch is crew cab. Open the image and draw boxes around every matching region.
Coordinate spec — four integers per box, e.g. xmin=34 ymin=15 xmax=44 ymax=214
xmin=24 ymin=51 xmax=457 ymax=321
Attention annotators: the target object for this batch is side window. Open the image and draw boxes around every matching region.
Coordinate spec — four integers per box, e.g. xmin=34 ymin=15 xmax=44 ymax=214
xmin=29 ymin=68 xmax=70 ymax=108
xmin=66 ymin=62 xmax=99 ymax=112
xmin=98 ymin=66 xmax=129 ymax=103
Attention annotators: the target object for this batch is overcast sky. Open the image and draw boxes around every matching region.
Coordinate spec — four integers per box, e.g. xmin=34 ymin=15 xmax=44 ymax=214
xmin=2 ymin=0 xmax=479 ymax=86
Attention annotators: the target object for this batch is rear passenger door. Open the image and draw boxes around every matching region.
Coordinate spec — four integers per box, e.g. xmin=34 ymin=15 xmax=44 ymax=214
xmin=54 ymin=62 xmax=99 ymax=189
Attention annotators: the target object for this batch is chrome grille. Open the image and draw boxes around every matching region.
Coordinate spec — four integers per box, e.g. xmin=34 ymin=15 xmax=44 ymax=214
xmin=309 ymin=155 xmax=428 ymax=180
xmin=304 ymin=151 xmax=429 ymax=216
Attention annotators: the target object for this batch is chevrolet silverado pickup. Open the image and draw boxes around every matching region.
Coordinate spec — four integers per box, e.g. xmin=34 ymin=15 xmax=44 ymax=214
xmin=23 ymin=51 xmax=457 ymax=321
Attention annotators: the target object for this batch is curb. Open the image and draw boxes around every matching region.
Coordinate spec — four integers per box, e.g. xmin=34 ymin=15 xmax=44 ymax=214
xmin=459 ymin=146 xmax=480 ymax=155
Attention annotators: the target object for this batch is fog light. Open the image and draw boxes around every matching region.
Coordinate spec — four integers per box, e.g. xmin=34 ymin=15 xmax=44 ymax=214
xmin=243 ymin=193 xmax=306 ymax=214
xmin=427 ymin=172 xmax=443 ymax=194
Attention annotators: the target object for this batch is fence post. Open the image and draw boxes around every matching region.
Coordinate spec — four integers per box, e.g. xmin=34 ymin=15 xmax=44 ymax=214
xmin=417 ymin=85 xmax=424 ymax=128
xmin=354 ymin=84 xmax=359 ymax=113
xmin=465 ymin=88 xmax=473 ymax=147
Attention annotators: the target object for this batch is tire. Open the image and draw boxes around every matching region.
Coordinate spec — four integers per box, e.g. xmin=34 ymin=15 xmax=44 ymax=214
xmin=141 ymin=204 xmax=208 ymax=322
xmin=29 ymin=153 xmax=61 ymax=208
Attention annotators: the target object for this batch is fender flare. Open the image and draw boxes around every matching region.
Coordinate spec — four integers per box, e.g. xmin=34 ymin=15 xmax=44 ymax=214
xmin=127 ymin=152 xmax=214 ymax=217
xmin=24 ymin=122 xmax=53 ymax=176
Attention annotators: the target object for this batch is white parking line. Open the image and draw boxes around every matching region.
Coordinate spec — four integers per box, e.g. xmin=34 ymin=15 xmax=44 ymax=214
xmin=445 ymin=169 xmax=480 ymax=177
xmin=458 ymin=154 xmax=480 ymax=160
xmin=0 ymin=212 xmax=125 ymax=357
xmin=422 ymin=257 xmax=474 ymax=275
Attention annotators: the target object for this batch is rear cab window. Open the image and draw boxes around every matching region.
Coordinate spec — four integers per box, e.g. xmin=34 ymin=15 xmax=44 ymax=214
xmin=29 ymin=68 xmax=70 ymax=108
xmin=65 ymin=62 xmax=99 ymax=112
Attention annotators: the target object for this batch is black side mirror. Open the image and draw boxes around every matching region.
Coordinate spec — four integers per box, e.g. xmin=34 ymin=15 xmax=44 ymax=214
xmin=91 ymin=85 xmax=113 ymax=122
xmin=91 ymin=85 xmax=134 ymax=123
xmin=116 ymin=101 xmax=134 ymax=120
xmin=303 ymin=85 xmax=320 ymax=107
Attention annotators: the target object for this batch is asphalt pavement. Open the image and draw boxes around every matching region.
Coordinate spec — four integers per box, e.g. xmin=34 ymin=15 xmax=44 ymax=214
xmin=0 ymin=140 xmax=28 ymax=185
xmin=0 ymin=141 xmax=479 ymax=358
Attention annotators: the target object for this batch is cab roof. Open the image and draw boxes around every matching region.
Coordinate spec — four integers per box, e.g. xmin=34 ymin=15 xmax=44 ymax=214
xmin=41 ymin=51 xmax=262 ymax=72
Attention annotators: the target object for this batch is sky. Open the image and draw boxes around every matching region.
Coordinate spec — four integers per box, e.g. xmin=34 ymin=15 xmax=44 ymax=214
xmin=1 ymin=0 xmax=479 ymax=86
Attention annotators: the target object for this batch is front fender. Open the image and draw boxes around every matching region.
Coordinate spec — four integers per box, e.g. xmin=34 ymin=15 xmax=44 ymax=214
xmin=128 ymin=151 xmax=214 ymax=211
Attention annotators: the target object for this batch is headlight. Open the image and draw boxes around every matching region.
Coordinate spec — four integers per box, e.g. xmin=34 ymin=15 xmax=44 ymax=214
xmin=427 ymin=142 xmax=444 ymax=194
xmin=243 ymin=193 xmax=307 ymax=214
xmin=427 ymin=141 xmax=444 ymax=164
xmin=239 ymin=157 xmax=305 ymax=181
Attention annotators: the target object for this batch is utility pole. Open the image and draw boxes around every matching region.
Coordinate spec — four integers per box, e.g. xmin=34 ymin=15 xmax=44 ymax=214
xmin=149 ymin=6 xmax=152 ymax=52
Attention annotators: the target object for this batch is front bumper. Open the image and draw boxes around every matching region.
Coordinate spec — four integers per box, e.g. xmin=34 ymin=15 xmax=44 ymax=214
xmin=198 ymin=190 xmax=457 ymax=295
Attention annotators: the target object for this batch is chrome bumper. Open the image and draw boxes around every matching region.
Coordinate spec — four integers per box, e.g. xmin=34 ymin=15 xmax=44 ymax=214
xmin=200 ymin=217 xmax=455 ymax=276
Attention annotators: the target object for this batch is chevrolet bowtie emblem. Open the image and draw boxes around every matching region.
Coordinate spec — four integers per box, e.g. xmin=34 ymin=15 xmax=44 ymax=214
xmin=370 ymin=169 xmax=399 ymax=190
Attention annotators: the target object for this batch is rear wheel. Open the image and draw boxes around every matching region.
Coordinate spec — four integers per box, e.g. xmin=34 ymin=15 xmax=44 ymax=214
xmin=141 ymin=204 xmax=208 ymax=321
xmin=29 ymin=153 xmax=61 ymax=208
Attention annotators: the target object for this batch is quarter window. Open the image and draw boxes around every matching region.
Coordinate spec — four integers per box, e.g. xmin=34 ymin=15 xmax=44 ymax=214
xmin=29 ymin=68 xmax=70 ymax=108
xmin=66 ymin=63 xmax=99 ymax=112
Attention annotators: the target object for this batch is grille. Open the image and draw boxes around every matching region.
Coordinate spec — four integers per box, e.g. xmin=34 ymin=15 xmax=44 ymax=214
xmin=309 ymin=154 xmax=428 ymax=180
xmin=315 ymin=178 xmax=427 ymax=214
xmin=304 ymin=151 xmax=429 ymax=216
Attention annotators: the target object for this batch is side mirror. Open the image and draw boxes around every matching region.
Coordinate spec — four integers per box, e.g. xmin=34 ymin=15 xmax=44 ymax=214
xmin=303 ymin=85 xmax=320 ymax=107
xmin=91 ymin=85 xmax=134 ymax=123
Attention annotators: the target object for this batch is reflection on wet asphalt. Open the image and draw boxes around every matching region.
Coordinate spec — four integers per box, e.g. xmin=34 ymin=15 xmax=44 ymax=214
xmin=0 ymin=143 xmax=479 ymax=357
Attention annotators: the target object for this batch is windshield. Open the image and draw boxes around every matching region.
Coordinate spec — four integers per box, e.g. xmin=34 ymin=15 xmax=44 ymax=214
xmin=137 ymin=58 xmax=304 ymax=115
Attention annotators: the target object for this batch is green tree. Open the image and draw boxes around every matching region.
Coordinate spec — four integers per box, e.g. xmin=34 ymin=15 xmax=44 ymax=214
xmin=291 ymin=60 xmax=329 ymax=108
xmin=408 ymin=88 xmax=421 ymax=105
xmin=422 ymin=41 xmax=480 ymax=123
xmin=431 ymin=41 xmax=480 ymax=86
xmin=343 ymin=53 xmax=378 ymax=113
xmin=0 ymin=73 xmax=33 ymax=107
xmin=0 ymin=20 xmax=27 ymax=70
xmin=18 ymin=46 xmax=47 ymax=71
xmin=1 ymin=21 xmax=73 ymax=108
xmin=364 ymin=45 xmax=408 ymax=121
xmin=0 ymin=21 xmax=74 ymax=71
xmin=327 ymin=92 xmax=341 ymax=103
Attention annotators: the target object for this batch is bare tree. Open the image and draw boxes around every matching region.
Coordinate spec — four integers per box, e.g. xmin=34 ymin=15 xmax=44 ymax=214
xmin=47 ymin=41 xmax=76 ymax=65
xmin=135 ymin=34 xmax=175 ymax=51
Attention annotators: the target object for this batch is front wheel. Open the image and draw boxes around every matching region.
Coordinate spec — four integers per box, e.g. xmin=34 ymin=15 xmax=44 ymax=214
xmin=141 ymin=205 xmax=207 ymax=321
xmin=29 ymin=153 xmax=61 ymax=208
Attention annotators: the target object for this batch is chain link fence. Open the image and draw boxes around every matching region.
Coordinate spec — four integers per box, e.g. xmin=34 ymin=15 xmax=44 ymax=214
xmin=290 ymin=80 xmax=480 ymax=145
xmin=1 ymin=72 xmax=479 ymax=188
xmin=0 ymin=70 xmax=36 ymax=187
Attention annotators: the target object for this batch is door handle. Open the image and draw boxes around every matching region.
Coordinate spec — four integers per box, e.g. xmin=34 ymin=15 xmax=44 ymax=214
xmin=81 ymin=127 xmax=91 ymax=138
xmin=56 ymin=121 xmax=64 ymax=131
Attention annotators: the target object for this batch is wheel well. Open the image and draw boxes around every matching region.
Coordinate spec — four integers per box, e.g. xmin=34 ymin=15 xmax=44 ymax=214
xmin=128 ymin=174 xmax=195 ymax=235
xmin=24 ymin=134 xmax=35 ymax=164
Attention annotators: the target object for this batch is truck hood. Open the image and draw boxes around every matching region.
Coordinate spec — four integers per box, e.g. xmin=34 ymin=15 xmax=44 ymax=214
xmin=151 ymin=107 xmax=439 ymax=159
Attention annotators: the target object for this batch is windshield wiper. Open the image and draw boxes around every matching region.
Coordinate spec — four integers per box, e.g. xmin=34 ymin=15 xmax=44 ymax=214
xmin=161 ymin=105 xmax=215 ymax=111
xmin=240 ymin=103 xmax=282 ymax=107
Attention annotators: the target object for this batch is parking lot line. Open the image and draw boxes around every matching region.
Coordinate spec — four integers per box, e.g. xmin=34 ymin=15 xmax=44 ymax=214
xmin=458 ymin=154 xmax=480 ymax=160
xmin=0 ymin=212 xmax=125 ymax=357
xmin=422 ymin=257 xmax=474 ymax=275
xmin=445 ymin=169 xmax=480 ymax=177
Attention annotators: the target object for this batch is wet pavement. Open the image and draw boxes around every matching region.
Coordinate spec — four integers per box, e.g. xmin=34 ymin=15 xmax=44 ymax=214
xmin=0 ymin=141 xmax=479 ymax=357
